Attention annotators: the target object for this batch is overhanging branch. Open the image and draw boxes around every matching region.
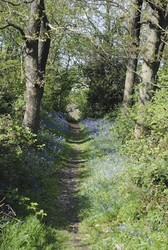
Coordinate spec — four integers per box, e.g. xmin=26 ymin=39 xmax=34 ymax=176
xmin=0 ymin=22 xmax=26 ymax=40
xmin=1 ymin=0 xmax=35 ymax=6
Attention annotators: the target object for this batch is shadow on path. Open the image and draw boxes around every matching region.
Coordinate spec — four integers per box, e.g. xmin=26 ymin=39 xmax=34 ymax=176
xmin=56 ymin=122 xmax=89 ymax=249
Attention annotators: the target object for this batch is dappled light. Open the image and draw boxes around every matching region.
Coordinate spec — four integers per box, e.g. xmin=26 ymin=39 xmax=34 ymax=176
xmin=0 ymin=0 xmax=168 ymax=249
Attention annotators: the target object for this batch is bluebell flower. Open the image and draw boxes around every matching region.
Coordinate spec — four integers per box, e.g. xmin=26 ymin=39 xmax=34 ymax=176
xmin=32 ymin=182 xmax=40 ymax=192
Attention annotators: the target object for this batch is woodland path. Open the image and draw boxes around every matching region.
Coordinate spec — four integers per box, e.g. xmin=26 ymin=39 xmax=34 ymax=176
xmin=57 ymin=122 xmax=89 ymax=249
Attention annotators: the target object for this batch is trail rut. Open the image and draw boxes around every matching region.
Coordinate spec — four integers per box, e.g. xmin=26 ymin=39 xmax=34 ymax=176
xmin=57 ymin=122 xmax=89 ymax=249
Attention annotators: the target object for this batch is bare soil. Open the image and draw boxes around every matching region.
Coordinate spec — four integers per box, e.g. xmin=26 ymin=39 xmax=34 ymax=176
xmin=57 ymin=122 xmax=89 ymax=249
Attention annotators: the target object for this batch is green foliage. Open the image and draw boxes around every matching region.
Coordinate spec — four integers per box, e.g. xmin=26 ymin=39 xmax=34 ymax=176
xmin=80 ymin=151 xmax=167 ymax=248
xmin=43 ymin=66 xmax=79 ymax=112
xmin=0 ymin=114 xmax=36 ymax=189
xmin=146 ymin=91 xmax=168 ymax=138
xmin=0 ymin=111 xmax=74 ymax=249
xmin=82 ymin=59 xmax=126 ymax=117
xmin=0 ymin=1 xmax=167 ymax=249
xmin=0 ymin=216 xmax=60 ymax=250
xmin=79 ymin=75 xmax=168 ymax=249
xmin=111 ymin=106 xmax=136 ymax=144
xmin=69 ymin=85 xmax=88 ymax=117
xmin=0 ymin=58 xmax=24 ymax=114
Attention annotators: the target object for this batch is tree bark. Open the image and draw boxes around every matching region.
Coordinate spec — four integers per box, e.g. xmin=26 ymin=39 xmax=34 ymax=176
xmin=135 ymin=2 xmax=168 ymax=138
xmin=123 ymin=0 xmax=143 ymax=114
xmin=22 ymin=0 xmax=50 ymax=133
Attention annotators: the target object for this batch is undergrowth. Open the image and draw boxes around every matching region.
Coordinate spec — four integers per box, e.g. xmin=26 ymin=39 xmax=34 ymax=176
xmin=79 ymin=86 xmax=168 ymax=249
xmin=0 ymin=111 xmax=74 ymax=249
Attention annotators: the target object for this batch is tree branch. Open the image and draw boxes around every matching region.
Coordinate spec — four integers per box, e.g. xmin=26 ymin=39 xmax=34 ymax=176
xmin=0 ymin=24 xmax=10 ymax=30
xmin=146 ymin=0 xmax=167 ymax=13
xmin=1 ymin=0 xmax=35 ymax=6
xmin=0 ymin=22 xmax=26 ymax=39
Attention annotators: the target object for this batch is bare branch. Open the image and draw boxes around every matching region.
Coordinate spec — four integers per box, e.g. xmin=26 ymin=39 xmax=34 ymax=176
xmin=76 ymin=0 xmax=127 ymax=13
xmin=48 ymin=23 xmax=82 ymax=35
xmin=0 ymin=21 xmax=26 ymax=39
xmin=146 ymin=0 xmax=168 ymax=14
xmin=0 ymin=24 xmax=11 ymax=30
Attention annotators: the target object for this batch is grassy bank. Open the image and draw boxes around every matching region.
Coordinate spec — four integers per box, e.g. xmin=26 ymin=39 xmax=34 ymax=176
xmin=79 ymin=117 xmax=168 ymax=249
xmin=0 ymin=112 xmax=79 ymax=249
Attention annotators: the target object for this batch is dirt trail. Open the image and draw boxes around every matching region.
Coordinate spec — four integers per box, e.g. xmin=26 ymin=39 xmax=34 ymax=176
xmin=58 ymin=122 xmax=89 ymax=249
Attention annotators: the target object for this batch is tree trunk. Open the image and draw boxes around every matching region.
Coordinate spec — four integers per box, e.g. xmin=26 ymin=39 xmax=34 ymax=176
xmin=135 ymin=2 xmax=168 ymax=138
xmin=123 ymin=0 xmax=143 ymax=114
xmin=23 ymin=43 xmax=44 ymax=132
xmin=22 ymin=0 xmax=50 ymax=133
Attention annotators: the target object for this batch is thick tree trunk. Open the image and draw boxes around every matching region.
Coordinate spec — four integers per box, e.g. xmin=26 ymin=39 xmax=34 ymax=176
xmin=135 ymin=3 xmax=168 ymax=138
xmin=23 ymin=41 xmax=44 ymax=132
xmin=38 ymin=0 xmax=51 ymax=83
xmin=123 ymin=0 xmax=143 ymax=114
xmin=22 ymin=0 xmax=50 ymax=133
xmin=139 ymin=30 xmax=164 ymax=104
xmin=23 ymin=85 xmax=44 ymax=133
